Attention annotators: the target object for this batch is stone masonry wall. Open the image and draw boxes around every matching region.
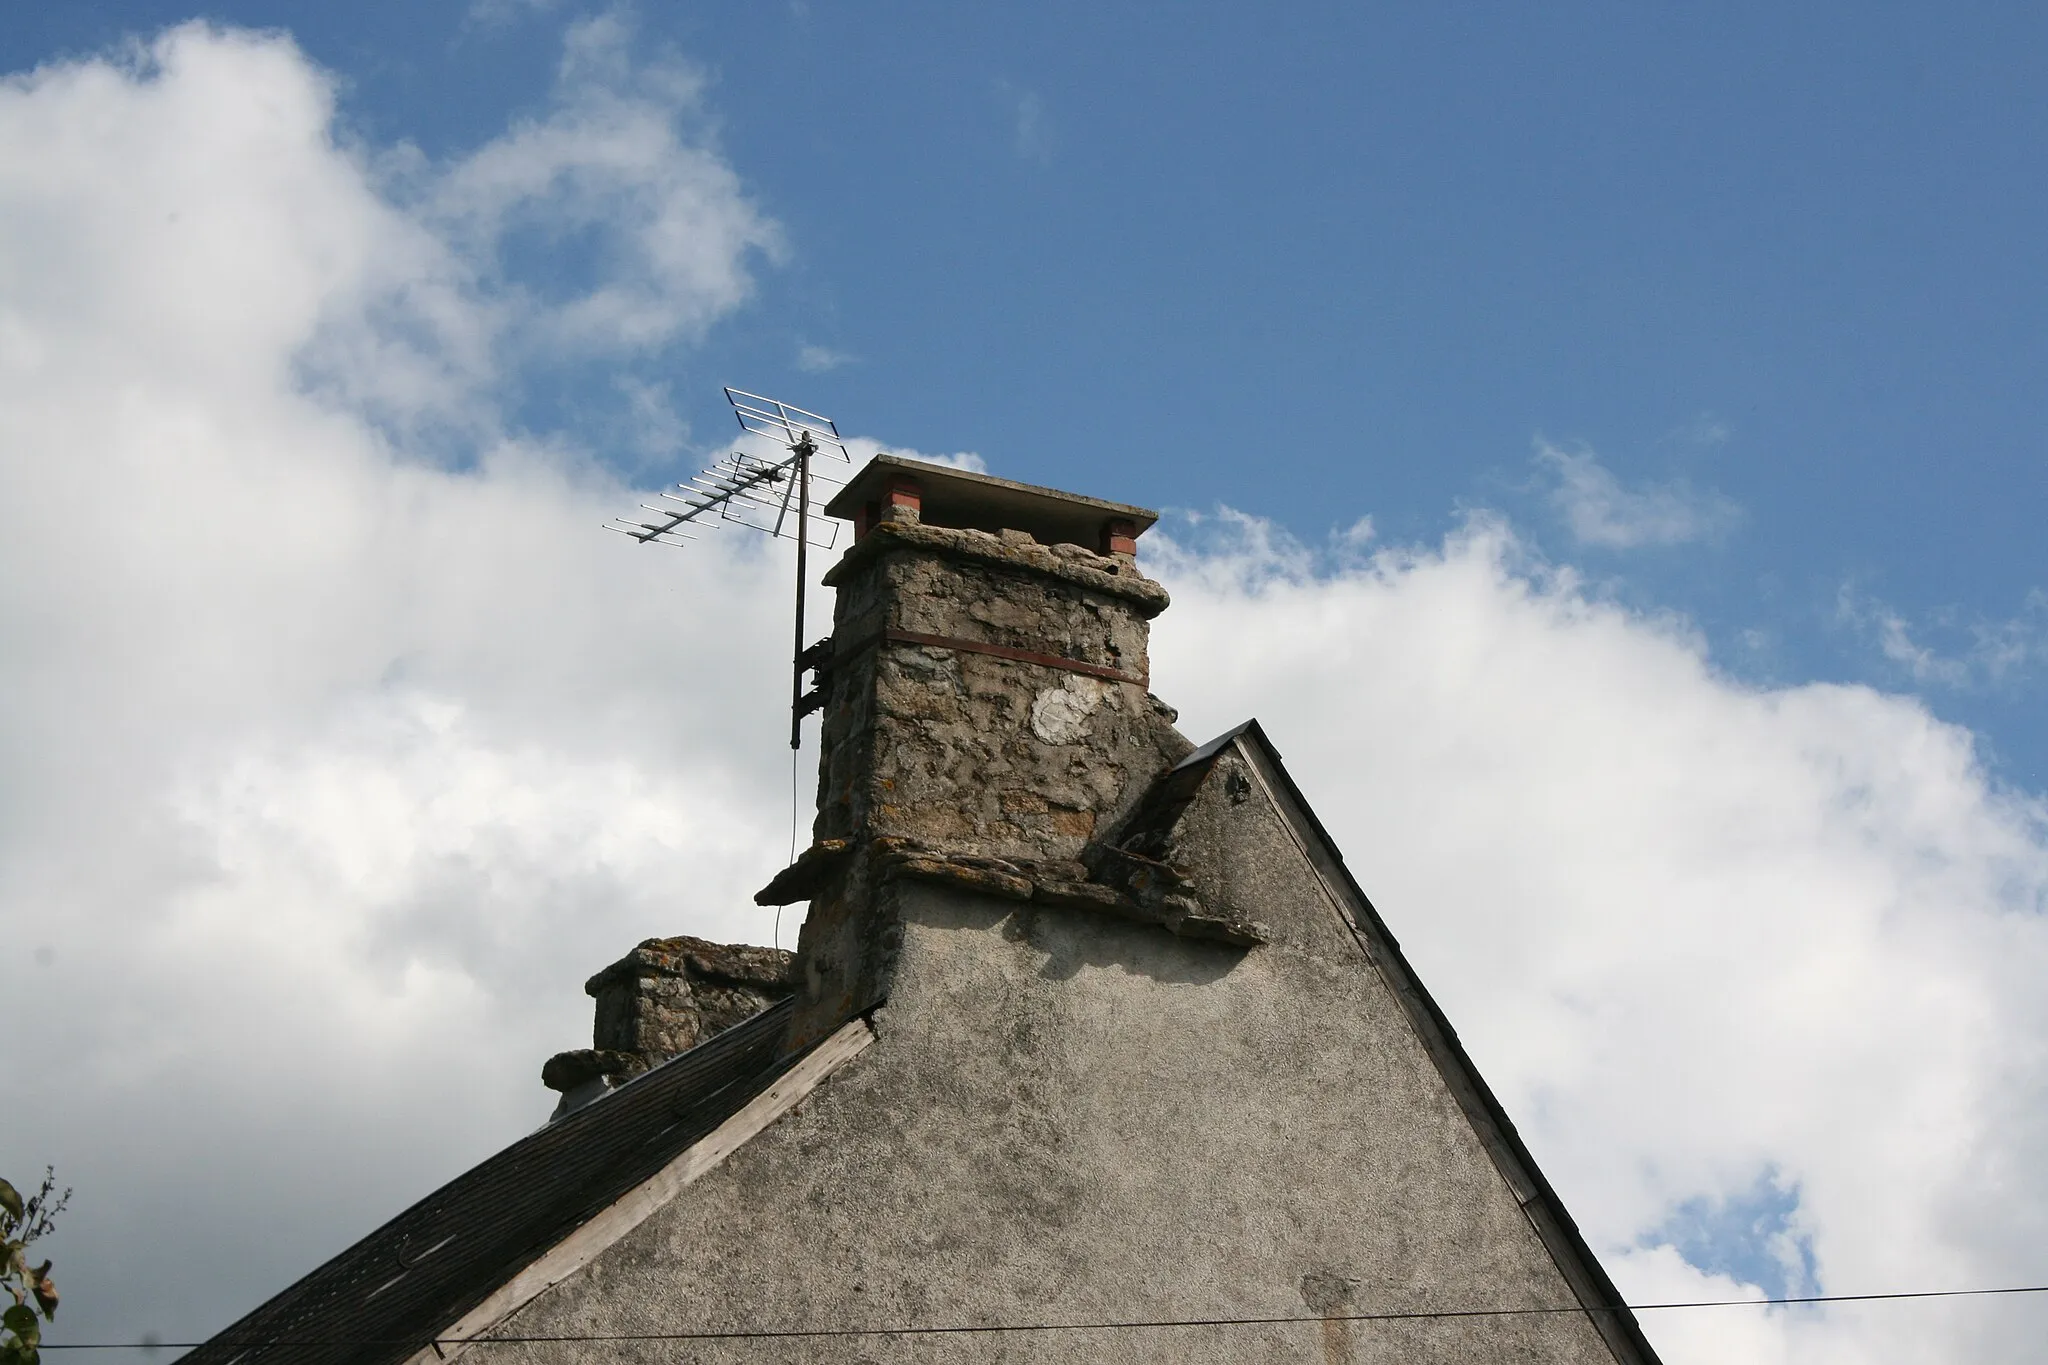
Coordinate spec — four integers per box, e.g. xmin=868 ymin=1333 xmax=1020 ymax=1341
xmin=812 ymin=520 xmax=1185 ymax=865
xmin=542 ymin=936 xmax=793 ymax=1106
xmin=589 ymin=936 xmax=793 ymax=1056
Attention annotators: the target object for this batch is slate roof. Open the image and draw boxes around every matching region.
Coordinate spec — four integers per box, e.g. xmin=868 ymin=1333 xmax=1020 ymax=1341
xmin=182 ymin=997 xmax=804 ymax=1365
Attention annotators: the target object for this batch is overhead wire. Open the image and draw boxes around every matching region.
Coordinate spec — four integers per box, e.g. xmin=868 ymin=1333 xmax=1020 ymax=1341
xmin=39 ymin=1281 xmax=2048 ymax=1350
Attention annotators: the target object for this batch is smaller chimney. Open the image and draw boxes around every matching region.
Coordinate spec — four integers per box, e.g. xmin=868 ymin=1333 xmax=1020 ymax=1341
xmin=542 ymin=936 xmax=794 ymax=1119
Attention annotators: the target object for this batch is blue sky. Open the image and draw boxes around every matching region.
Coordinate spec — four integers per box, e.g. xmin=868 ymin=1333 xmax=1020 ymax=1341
xmin=3 ymin=5 xmax=2046 ymax=1361
xmin=11 ymin=1 xmax=2043 ymax=778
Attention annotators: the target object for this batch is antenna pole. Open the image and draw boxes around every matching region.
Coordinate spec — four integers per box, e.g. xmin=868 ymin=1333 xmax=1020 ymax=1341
xmin=790 ymin=433 xmax=813 ymax=750
xmin=613 ymin=387 xmax=851 ymax=751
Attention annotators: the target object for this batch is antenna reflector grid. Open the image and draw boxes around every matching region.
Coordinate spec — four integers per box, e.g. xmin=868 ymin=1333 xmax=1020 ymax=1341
xmin=724 ymin=387 xmax=853 ymax=463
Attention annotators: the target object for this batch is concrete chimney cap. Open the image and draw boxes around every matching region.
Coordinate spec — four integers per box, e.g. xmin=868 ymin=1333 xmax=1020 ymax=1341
xmin=825 ymin=454 xmax=1159 ymax=549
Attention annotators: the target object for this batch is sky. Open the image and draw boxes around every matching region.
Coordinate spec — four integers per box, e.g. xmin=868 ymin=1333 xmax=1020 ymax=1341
xmin=0 ymin=4 xmax=2043 ymax=1362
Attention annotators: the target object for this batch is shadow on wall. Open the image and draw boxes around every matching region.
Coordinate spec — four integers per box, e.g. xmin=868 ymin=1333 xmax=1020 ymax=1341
xmin=993 ymin=899 xmax=1252 ymax=986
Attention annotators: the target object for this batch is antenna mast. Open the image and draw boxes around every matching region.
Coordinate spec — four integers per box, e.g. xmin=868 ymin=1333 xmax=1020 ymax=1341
xmin=607 ymin=388 xmax=852 ymax=749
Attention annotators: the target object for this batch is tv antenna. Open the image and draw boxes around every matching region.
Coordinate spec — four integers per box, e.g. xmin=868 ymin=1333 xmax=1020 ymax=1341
xmin=607 ymin=388 xmax=853 ymax=748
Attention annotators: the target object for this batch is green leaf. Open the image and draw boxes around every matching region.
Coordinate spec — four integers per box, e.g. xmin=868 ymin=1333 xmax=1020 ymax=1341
xmin=0 ymin=1183 xmax=20 ymax=1225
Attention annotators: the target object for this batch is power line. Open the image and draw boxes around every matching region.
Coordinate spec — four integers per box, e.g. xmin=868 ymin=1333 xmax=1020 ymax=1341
xmin=40 ymin=1282 xmax=2048 ymax=1351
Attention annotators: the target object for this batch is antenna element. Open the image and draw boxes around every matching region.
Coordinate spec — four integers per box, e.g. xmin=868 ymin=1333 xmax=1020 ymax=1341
xmin=607 ymin=388 xmax=855 ymax=749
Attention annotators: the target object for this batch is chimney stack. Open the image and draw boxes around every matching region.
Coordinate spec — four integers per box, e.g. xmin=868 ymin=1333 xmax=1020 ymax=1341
xmin=542 ymin=936 xmax=794 ymax=1118
xmin=812 ymin=456 xmax=1179 ymax=860
xmin=763 ymin=457 xmax=1199 ymax=1045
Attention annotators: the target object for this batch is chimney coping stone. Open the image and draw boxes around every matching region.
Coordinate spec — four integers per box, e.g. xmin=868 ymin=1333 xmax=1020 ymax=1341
xmin=825 ymin=455 xmax=1158 ymax=551
xmin=820 ymin=517 xmax=1170 ymax=616
xmin=583 ymin=935 xmax=794 ymax=997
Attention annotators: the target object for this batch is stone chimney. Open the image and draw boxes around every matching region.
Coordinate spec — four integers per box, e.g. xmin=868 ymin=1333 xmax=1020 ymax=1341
xmin=760 ymin=456 xmax=1231 ymax=1048
xmin=811 ymin=456 xmax=1179 ymax=859
xmin=542 ymin=935 xmax=794 ymax=1118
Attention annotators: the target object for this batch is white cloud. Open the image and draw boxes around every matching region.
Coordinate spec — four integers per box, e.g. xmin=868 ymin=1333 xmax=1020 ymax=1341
xmin=426 ymin=13 xmax=783 ymax=357
xmin=6 ymin=20 xmax=2048 ymax=1365
xmin=611 ymin=374 xmax=691 ymax=464
xmin=1972 ymin=591 xmax=2048 ymax=681
xmin=795 ymin=342 xmax=855 ymax=373
xmin=1837 ymin=584 xmax=1974 ymax=688
xmin=840 ymin=435 xmax=987 ymax=475
xmin=1839 ymin=584 xmax=2048 ymax=691
xmin=1535 ymin=439 xmax=1743 ymax=549
xmin=0 ymin=21 xmax=799 ymax=1343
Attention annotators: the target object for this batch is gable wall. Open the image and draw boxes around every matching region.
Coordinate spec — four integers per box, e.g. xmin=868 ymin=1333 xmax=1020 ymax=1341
xmin=476 ymin=755 xmax=1625 ymax=1364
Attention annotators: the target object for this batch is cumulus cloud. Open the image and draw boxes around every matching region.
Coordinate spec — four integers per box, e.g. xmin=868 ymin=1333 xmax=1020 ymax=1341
xmin=5 ymin=19 xmax=2048 ymax=1365
xmin=425 ymin=13 xmax=782 ymax=358
xmin=1535 ymin=439 xmax=1743 ymax=549
xmin=0 ymin=20 xmax=798 ymax=1343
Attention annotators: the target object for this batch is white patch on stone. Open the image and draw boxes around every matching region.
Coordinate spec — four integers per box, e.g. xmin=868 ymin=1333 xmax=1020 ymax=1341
xmin=1029 ymin=676 xmax=1111 ymax=744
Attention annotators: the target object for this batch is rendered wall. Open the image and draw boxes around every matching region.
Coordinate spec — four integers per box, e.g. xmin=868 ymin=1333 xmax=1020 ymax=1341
xmin=479 ymin=753 xmax=1624 ymax=1364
